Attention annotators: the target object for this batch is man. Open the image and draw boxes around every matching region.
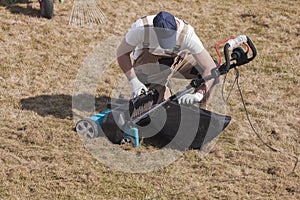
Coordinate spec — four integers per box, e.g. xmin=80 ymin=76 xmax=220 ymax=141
xmin=117 ymin=11 xmax=217 ymax=104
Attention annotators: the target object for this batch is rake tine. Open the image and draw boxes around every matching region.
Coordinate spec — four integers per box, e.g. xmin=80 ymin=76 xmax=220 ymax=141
xmin=69 ymin=0 xmax=106 ymax=27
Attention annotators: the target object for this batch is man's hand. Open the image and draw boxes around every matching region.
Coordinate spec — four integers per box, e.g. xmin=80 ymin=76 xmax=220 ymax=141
xmin=129 ymin=77 xmax=148 ymax=98
xmin=178 ymin=92 xmax=203 ymax=104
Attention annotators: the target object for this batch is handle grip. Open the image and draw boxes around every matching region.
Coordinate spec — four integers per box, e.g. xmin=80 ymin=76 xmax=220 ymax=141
xmin=220 ymin=35 xmax=257 ymax=74
xmin=227 ymin=35 xmax=248 ymax=50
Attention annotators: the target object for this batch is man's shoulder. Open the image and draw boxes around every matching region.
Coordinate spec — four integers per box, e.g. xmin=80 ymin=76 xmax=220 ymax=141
xmin=176 ymin=18 xmax=194 ymax=35
xmin=131 ymin=15 xmax=155 ymax=29
xmin=141 ymin=15 xmax=156 ymax=22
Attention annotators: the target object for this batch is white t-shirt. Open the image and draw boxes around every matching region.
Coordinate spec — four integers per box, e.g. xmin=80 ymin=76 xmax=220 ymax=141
xmin=125 ymin=15 xmax=205 ymax=60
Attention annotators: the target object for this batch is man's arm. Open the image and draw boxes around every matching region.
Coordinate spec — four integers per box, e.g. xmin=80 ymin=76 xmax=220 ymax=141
xmin=116 ymin=38 xmax=136 ymax=81
xmin=192 ymin=49 xmax=216 ymax=94
xmin=117 ymin=37 xmax=148 ymax=98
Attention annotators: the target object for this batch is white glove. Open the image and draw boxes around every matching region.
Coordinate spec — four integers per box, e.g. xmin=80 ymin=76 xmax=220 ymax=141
xmin=178 ymin=92 xmax=204 ymax=104
xmin=129 ymin=77 xmax=148 ymax=98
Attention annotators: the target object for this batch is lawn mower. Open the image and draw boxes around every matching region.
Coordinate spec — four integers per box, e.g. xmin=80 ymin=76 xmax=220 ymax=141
xmin=75 ymin=35 xmax=257 ymax=150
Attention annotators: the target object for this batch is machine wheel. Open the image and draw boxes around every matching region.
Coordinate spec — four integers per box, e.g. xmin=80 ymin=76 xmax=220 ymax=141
xmin=40 ymin=0 xmax=54 ymax=19
xmin=8 ymin=0 xmax=18 ymax=4
xmin=120 ymin=136 xmax=136 ymax=147
xmin=75 ymin=118 xmax=99 ymax=138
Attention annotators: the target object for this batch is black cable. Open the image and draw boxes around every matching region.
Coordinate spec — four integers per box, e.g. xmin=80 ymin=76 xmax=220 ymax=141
xmin=234 ymin=67 xmax=298 ymax=175
xmin=221 ymin=70 xmax=238 ymax=103
xmin=221 ymin=73 xmax=228 ymax=102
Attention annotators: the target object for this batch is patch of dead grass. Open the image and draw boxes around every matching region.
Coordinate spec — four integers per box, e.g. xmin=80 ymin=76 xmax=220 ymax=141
xmin=0 ymin=0 xmax=299 ymax=199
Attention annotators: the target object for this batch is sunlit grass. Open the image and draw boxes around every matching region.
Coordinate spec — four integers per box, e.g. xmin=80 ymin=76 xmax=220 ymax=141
xmin=0 ymin=0 xmax=299 ymax=199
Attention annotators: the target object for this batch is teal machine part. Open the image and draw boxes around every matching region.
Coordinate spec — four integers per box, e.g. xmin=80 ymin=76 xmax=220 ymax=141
xmin=90 ymin=109 xmax=111 ymax=126
xmin=90 ymin=109 xmax=139 ymax=147
xmin=124 ymin=127 xmax=139 ymax=147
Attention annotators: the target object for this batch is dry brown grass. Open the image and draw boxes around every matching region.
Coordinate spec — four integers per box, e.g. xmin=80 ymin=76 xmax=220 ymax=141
xmin=0 ymin=0 xmax=299 ymax=199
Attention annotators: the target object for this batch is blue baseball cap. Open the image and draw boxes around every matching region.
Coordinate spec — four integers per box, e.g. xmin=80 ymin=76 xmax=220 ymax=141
xmin=153 ymin=11 xmax=177 ymax=49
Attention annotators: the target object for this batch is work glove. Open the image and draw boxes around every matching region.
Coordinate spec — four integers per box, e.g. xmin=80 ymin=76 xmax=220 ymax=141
xmin=129 ymin=77 xmax=148 ymax=99
xmin=178 ymin=92 xmax=204 ymax=104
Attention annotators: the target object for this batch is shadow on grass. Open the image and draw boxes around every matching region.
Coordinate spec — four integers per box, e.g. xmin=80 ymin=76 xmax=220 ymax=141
xmin=0 ymin=0 xmax=40 ymax=18
xmin=20 ymin=94 xmax=111 ymax=119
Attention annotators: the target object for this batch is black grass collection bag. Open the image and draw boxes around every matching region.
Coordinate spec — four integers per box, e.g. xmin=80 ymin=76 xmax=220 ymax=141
xmin=101 ymin=90 xmax=231 ymax=150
